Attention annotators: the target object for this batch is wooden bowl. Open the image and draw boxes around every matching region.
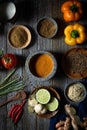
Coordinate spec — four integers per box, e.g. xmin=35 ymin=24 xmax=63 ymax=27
xmin=8 ymin=25 xmax=32 ymax=49
xmin=62 ymin=48 xmax=87 ymax=79
xmin=29 ymin=86 xmax=60 ymax=118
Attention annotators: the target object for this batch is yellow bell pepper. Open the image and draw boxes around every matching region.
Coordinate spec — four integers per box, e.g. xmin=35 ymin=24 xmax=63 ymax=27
xmin=64 ymin=23 xmax=87 ymax=46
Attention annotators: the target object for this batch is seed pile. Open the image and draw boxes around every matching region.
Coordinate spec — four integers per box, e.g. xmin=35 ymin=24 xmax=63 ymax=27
xmin=66 ymin=52 xmax=87 ymax=74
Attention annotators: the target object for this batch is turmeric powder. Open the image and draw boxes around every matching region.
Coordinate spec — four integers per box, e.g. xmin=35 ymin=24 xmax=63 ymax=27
xmin=29 ymin=54 xmax=54 ymax=77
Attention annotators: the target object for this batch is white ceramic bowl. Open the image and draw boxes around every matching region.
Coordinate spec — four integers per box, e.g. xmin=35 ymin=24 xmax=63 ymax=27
xmin=25 ymin=51 xmax=57 ymax=81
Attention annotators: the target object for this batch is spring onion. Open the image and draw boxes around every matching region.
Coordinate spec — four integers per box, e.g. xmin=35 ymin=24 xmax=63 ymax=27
xmin=0 ymin=69 xmax=26 ymax=97
xmin=0 ymin=68 xmax=16 ymax=86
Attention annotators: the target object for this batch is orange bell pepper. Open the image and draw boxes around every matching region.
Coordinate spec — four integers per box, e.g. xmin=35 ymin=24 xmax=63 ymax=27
xmin=61 ymin=0 xmax=83 ymax=22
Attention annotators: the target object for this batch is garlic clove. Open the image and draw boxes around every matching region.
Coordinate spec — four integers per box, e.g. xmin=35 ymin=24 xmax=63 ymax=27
xmin=28 ymin=98 xmax=38 ymax=107
xmin=40 ymin=107 xmax=47 ymax=114
xmin=34 ymin=104 xmax=43 ymax=114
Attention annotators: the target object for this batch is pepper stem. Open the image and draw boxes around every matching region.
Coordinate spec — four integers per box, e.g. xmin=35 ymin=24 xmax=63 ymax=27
xmin=70 ymin=4 xmax=78 ymax=12
xmin=71 ymin=30 xmax=79 ymax=38
xmin=4 ymin=57 xmax=11 ymax=63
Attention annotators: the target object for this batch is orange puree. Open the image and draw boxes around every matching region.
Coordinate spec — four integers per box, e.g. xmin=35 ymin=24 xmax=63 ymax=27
xmin=30 ymin=54 xmax=54 ymax=77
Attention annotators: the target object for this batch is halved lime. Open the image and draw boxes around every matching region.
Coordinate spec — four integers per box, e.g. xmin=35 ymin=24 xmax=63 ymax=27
xmin=36 ymin=89 xmax=51 ymax=104
xmin=46 ymin=97 xmax=59 ymax=111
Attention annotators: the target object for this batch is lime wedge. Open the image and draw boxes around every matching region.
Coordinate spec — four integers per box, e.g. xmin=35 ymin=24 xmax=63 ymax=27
xmin=46 ymin=97 xmax=59 ymax=111
xmin=36 ymin=89 xmax=51 ymax=104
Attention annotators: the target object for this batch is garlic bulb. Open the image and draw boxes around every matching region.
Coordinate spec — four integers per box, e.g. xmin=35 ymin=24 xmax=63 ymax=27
xmin=28 ymin=98 xmax=38 ymax=107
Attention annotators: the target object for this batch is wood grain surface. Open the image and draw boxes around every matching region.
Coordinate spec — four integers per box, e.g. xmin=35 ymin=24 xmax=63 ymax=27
xmin=0 ymin=0 xmax=87 ymax=130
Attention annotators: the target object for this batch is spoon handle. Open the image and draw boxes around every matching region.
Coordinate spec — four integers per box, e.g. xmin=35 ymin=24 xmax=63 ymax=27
xmin=0 ymin=91 xmax=27 ymax=107
xmin=0 ymin=98 xmax=13 ymax=107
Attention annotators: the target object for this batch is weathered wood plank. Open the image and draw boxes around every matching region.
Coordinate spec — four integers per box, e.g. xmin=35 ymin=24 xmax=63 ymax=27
xmin=0 ymin=0 xmax=87 ymax=130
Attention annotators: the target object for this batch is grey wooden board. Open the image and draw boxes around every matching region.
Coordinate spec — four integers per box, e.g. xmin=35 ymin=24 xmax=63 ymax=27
xmin=0 ymin=0 xmax=87 ymax=130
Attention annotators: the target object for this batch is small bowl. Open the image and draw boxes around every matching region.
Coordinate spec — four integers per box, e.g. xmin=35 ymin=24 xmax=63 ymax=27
xmin=0 ymin=2 xmax=16 ymax=23
xmin=8 ymin=25 xmax=32 ymax=49
xmin=37 ymin=17 xmax=58 ymax=38
xmin=64 ymin=82 xmax=87 ymax=105
xmin=25 ymin=51 xmax=57 ymax=81
xmin=62 ymin=48 xmax=87 ymax=79
xmin=28 ymin=86 xmax=60 ymax=118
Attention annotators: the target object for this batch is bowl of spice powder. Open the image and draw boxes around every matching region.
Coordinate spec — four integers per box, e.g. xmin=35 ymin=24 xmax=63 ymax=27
xmin=8 ymin=25 xmax=32 ymax=49
xmin=25 ymin=51 xmax=57 ymax=81
xmin=37 ymin=17 xmax=58 ymax=38
xmin=64 ymin=82 xmax=87 ymax=105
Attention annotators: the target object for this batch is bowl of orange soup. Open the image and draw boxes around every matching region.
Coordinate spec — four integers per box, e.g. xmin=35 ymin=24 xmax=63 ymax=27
xmin=25 ymin=51 xmax=57 ymax=81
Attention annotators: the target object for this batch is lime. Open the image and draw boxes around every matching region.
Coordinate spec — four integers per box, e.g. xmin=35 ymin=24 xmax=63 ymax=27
xmin=36 ymin=89 xmax=51 ymax=104
xmin=46 ymin=97 xmax=59 ymax=111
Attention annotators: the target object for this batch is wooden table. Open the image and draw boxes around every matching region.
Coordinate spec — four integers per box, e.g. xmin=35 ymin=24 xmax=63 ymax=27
xmin=0 ymin=0 xmax=87 ymax=130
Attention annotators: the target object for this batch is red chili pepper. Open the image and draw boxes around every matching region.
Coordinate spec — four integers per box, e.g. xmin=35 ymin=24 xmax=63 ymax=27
xmin=13 ymin=101 xmax=26 ymax=123
xmin=14 ymin=108 xmax=23 ymax=123
xmin=8 ymin=100 xmax=26 ymax=124
xmin=8 ymin=105 xmax=19 ymax=117
xmin=15 ymin=100 xmax=26 ymax=114
xmin=11 ymin=105 xmax=20 ymax=121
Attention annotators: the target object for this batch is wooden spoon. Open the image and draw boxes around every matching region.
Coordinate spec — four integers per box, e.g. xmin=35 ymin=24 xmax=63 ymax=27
xmin=0 ymin=91 xmax=27 ymax=107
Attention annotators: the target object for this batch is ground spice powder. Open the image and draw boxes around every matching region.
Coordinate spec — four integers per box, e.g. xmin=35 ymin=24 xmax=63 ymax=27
xmin=10 ymin=26 xmax=28 ymax=47
xmin=38 ymin=19 xmax=57 ymax=38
